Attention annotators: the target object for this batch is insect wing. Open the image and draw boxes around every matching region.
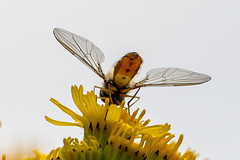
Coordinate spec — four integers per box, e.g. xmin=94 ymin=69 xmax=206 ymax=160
xmin=134 ymin=68 xmax=211 ymax=87
xmin=53 ymin=28 xmax=105 ymax=79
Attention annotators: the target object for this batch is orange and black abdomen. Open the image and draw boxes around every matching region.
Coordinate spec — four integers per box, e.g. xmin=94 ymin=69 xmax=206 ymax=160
xmin=113 ymin=52 xmax=143 ymax=88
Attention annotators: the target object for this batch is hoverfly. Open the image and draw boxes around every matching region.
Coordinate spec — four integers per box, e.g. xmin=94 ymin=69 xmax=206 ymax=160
xmin=53 ymin=28 xmax=211 ymax=113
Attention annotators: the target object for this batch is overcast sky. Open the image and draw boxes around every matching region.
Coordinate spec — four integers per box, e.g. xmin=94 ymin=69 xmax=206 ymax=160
xmin=0 ymin=0 xmax=239 ymax=159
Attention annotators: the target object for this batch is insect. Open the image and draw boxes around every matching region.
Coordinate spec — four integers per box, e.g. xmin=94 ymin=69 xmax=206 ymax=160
xmin=53 ymin=28 xmax=211 ymax=113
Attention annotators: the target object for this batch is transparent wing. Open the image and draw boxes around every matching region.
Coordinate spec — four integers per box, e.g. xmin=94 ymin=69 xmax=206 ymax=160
xmin=53 ymin=28 xmax=105 ymax=79
xmin=134 ymin=68 xmax=211 ymax=87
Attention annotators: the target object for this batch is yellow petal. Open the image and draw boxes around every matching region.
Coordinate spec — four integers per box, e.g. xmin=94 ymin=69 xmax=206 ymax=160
xmin=140 ymin=123 xmax=171 ymax=137
xmin=45 ymin=116 xmax=83 ymax=127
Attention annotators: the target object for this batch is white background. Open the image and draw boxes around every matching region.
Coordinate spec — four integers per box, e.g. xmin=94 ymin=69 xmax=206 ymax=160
xmin=0 ymin=0 xmax=239 ymax=159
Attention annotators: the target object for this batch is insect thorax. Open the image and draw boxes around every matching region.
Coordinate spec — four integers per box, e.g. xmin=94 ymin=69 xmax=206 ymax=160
xmin=99 ymin=80 xmax=127 ymax=106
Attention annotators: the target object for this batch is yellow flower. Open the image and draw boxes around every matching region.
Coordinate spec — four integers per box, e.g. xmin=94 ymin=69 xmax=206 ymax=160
xmin=41 ymin=85 xmax=199 ymax=160
xmin=1 ymin=150 xmax=47 ymax=160
xmin=22 ymin=151 xmax=47 ymax=160
xmin=1 ymin=155 xmax=6 ymax=160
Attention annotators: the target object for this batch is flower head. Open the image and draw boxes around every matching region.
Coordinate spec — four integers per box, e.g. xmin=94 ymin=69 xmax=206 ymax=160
xmin=43 ymin=85 xmax=198 ymax=160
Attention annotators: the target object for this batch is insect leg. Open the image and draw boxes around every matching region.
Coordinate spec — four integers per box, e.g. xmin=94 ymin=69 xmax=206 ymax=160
xmin=94 ymin=85 xmax=104 ymax=93
xmin=94 ymin=85 xmax=111 ymax=101
xmin=97 ymin=96 xmax=108 ymax=101
xmin=107 ymin=83 xmax=113 ymax=104
xmin=125 ymin=87 xmax=141 ymax=113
